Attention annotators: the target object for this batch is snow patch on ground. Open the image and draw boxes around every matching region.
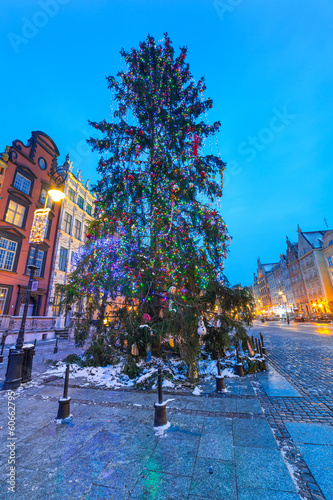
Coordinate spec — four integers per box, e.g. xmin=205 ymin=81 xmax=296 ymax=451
xmin=192 ymin=386 xmax=202 ymax=396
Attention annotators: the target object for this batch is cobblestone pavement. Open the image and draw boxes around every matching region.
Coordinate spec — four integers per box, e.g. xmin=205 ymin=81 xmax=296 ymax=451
xmin=250 ymin=320 xmax=333 ymax=500
xmin=0 ymin=324 xmax=332 ymax=499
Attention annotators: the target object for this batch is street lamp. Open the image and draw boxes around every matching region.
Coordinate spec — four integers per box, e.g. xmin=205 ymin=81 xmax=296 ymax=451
xmin=3 ymin=165 xmax=68 ymax=390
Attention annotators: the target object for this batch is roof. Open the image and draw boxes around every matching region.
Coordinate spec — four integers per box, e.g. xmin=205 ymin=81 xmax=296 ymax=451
xmin=262 ymin=263 xmax=278 ymax=273
xmin=302 ymin=231 xmax=327 ymax=249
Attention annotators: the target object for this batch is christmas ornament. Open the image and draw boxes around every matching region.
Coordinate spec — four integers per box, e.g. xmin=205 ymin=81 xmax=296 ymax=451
xmin=131 ymin=343 xmax=139 ymax=356
xmin=168 ymin=286 xmax=176 ymax=294
xmin=169 ymin=337 xmax=174 ymax=348
xmin=197 ymin=316 xmax=206 ymax=336
xmin=142 ymin=313 xmax=151 ymax=322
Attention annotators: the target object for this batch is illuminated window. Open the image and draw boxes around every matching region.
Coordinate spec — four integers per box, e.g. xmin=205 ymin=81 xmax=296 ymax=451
xmin=5 ymin=200 xmax=25 ymax=227
xmin=53 ymin=290 xmax=62 ymax=316
xmin=0 ymin=238 xmax=17 ymax=271
xmin=0 ymin=287 xmax=8 ymax=315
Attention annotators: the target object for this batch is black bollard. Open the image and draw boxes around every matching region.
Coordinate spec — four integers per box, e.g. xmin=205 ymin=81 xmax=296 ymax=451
xmin=154 ymin=366 xmax=167 ymax=427
xmin=255 ymin=338 xmax=260 ymax=355
xmin=260 ymin=333 xmax=267 ymax=355
xmin=216 ymin=351 xmax=225 ymax=393
xmin=251 ymin=335 xmax=255 ymax=348
xmin=56 ymin=364 xmax=71 ymax=420
xmin=236 ymin=348 xmax=244 ymax=377
xmin=33 ymin=339 xmax=37 ymax=356
xmin=53 ymin=337 xmax=58 ymax=354
xmin=259 ymin=343 xmax=268 ymax=371
xmin=0 ymin=336 xmax=5 ymax=363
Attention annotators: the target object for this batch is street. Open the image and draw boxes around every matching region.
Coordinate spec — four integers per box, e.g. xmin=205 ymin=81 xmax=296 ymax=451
xmin=0 ymin=321 xmax=332 ymax=499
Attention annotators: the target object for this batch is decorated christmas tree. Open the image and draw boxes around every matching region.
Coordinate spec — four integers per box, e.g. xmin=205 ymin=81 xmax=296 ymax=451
xmin=62 ymin=34 xmax=253 ymax=380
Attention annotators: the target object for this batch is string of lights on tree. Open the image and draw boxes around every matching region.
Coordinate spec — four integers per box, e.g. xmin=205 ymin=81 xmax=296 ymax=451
xmin=81 ymin=34 xmax=230 ymax=308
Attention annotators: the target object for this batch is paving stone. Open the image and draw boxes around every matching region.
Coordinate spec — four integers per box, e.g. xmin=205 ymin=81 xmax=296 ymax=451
xmin=130 ymin=470 xmax=192 ymax=499
xmin=237 ymin=488 xmax=300 ymax=500
xmin=234 ymin=446 xmax=297 ymax=492
xmin=236 ymin=398 xmax=262 ymax=414
xmin=233 ymin=418 xmax=277 ymax=448
xmin=83 ymin=484 xmax=129 ymax=499
xmin=190 ymin=457 xmax=236 ymax=499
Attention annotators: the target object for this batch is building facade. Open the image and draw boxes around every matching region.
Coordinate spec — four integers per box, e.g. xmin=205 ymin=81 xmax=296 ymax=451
xmin=0 ymin=131 xmax=68 ymax=341
xmin=254 ymin=227 xmax=333 ymax=318
xmin=47 ymin=165 xmax=95 ymax=328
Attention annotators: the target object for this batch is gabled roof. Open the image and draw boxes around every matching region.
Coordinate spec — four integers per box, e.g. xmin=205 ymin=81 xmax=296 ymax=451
xmin=302 ymin=231 xmax=327 ymax=249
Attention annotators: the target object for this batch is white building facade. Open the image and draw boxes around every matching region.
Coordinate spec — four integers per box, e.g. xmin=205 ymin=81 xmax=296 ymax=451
xmin=47 ymin=166 xmax=95 ymax=328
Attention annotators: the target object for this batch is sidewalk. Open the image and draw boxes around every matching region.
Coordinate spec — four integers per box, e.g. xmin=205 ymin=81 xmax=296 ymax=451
xmin=0 ymin=338 xmax=331 ymax=499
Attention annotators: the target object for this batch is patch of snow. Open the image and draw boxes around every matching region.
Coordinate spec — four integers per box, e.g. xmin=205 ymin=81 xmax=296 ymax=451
xmin=192 ymin=386 xmax=202 ymax=396
xmin=153 ymin=421 xmax=171 ymax=436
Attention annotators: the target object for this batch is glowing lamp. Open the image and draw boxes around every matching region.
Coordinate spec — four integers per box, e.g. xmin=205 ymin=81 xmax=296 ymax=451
xmin=48 ymin=189 xmax=65 ymax=202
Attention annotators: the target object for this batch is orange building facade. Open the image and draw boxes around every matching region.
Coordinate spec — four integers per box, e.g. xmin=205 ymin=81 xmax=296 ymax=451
xmin=0 ymin=131 xmax=65 ymax=325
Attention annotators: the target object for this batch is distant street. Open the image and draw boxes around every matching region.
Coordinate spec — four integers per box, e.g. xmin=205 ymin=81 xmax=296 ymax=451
xmin=250 ymin=320 xmax=333 ymax=398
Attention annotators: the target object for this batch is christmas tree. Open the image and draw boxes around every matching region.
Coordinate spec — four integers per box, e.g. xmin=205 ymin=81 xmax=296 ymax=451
xmin=62 ymin=34 xmax=253 ymax=380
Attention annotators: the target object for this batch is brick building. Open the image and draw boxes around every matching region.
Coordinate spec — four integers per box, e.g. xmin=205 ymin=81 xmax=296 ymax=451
xmin=0 ymin=131 xmax=68 ymax=341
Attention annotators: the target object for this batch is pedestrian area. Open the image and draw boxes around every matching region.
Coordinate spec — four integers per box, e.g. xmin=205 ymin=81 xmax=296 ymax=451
xmin=1 ymin=369 xmax=331 ymax=500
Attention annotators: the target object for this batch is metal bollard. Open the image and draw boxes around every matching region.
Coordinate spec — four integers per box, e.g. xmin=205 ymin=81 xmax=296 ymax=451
xmin=154 ymin=366 xmax=167 ymax=427
xmin=260 ymin=333 xmax=267 ymax=355
xmin=53 ymin=337 xmax=58 ymax=354
xmin=236 ymin=348 xmax=244 ymax=377
xmin=33 ymin=339 xmax=37 ymax=356
xmin=0 ymin=336 xmax=5 ymax=363
xmin=56 ymin=364 xmax=71 ymax=420
xmin=216 ymin=351 xmax=225 ymax=392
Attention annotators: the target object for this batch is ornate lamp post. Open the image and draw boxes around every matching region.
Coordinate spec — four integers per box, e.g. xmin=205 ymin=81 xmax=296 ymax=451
xmin=278 ymin=291 xmax=289 ymax=325
xmin=3 ymin=160 xmax=68 ymax=390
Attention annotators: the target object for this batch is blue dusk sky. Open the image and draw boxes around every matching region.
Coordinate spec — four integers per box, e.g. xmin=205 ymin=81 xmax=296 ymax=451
xmin=1 ymin=0 xmax=332 ymax=286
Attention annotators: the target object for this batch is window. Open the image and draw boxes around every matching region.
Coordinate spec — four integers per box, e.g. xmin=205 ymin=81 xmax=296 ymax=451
xmin=309 ymin=269 xmax=312 ymax=278
xmin=27 ymin=247 xmax=44 ymax=277
xmin=86 ymin=203 xmax=92 ymax=216
xmin=74 ymin=219 xmax=81 ymax=240
xmin=0 ymin=287 xmax=8 ymax=315
xmin=77 ymin=195 xmax=84 ymax=210
xmin=304 ymin=270 xmax=307 ymax=279
xmin=70 ymin=251 xmax=76 ymax=265
xmin=14 ymin=172 xmax=31 ymax=195
xmin=59 ymin=247 xmax=68 ymax=272
xmin=327 ymin=256 xmax=333 ymax=267
xmin=313 ymin=267 xmax=317 ymax=276
xmin=5 ymin=200 xmax=25 ymax=227
xmin=53 ymin=290 xmax=62 ymax=317
xmin=40 ymin=188 xmax=47 ymax=204
xmin=0 ymin=238 xmax=18 ymax=271
xmin=68 ymin=187 xmax=75 ymax=202
xmin=63 ymin=212 xmax=72 ymax=234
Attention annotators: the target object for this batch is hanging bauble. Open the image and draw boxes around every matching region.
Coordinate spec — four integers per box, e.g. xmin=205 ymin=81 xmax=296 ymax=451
xmin=169 ymin=286 xmax=176 ymax=294
xmin=169 ymin=337 xmax=174 ymax=348
xmin=128 ymin=174 xmax=134 ymax=181
xmin=131 ymin=343 xmax=139 ymax=356
xmin=197 ymin=316 xmax=206 ymax=336
xmin=200 ymin=171 xmax=206 ymax=177
xmin=189 ymin=182 xmax=195 ymax=189
xmin=94 ymin=124 xmax=99 ymax=129
xmin=171 ymin=184 xmax=180 ymax=194
xmin=142 ymin=313 xmax=151 ymax=323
